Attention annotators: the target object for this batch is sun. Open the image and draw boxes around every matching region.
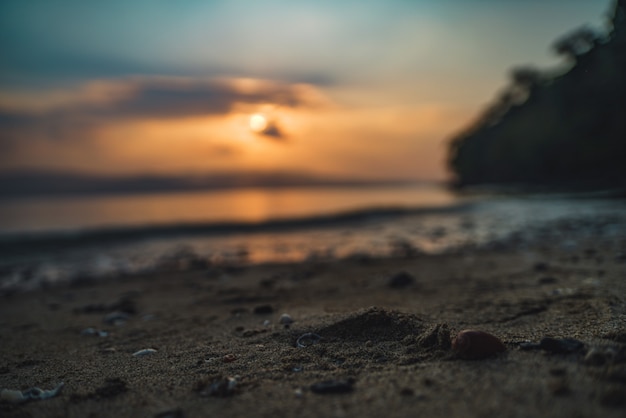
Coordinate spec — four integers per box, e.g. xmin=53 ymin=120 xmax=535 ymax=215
xmin=249 ymin=114 xmax=268 ymax=133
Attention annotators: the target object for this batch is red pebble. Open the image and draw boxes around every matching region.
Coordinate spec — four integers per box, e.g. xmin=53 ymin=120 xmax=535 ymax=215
xmin=452 ymin=330 xmax=506 ymax=359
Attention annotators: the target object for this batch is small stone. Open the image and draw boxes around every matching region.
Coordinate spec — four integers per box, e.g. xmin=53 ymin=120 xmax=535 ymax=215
xmin=519 ymin=342 xmax=541 ymax=351
xmin=81 ymin=327 xmax=109 ymax=337
xmin=452 ymin=330 xmax=506 ymax=359
xmin=154 ymin=408 xmax=185 ymax=418
xmin=279 ymin=313 xmax=294 ymax=325
xmin=253 ymin=305 xmax=274 ymax=314
xmin=387 ymin=271 xmax=416 ymax=289
xmin=310 ymin=379 xmax=355 ymax=394
xmin=241 ymin=328 xmax=268 ymax=337
xmin=538 ymin=276 xmax=558 ymax=284
xmin=103 ymin=311 xmax=130 ymax=326
xmin=222 ymin=354 xmax=237 ymax=363
xmin=92 ymin=378 xmax=127 ymax=399
xmin=549 ymin=368 xmax=567 ymax=377
xmin=399 ymin=387 xmax=414 ymax=396
xmin=208 ymin=377 xmax=238 ymax=397
xmin=539 ymin=337 xmax=584 ymax=354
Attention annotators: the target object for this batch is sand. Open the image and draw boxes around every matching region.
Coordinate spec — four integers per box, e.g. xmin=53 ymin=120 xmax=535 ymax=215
xmin=2 ymin=233 xmax=626 ymax=417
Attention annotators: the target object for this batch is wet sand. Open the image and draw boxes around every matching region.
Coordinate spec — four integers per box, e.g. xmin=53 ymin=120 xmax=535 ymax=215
xmin=1 ymin=234 xmax=626 ymax=417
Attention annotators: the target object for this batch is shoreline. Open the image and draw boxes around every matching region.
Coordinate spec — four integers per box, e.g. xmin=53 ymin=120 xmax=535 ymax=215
xmin=2 ymin=232 xmax=626 ymax=417
xmin=3 ymin=203 xmax=626 ymax=296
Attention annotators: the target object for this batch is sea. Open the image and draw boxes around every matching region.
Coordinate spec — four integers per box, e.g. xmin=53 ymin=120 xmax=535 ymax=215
xmin=1 ymin=183 xmax=625 ymax=292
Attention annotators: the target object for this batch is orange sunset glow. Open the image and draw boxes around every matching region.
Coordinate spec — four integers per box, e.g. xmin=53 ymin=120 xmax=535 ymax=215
xmin=0 ymin=1 xmax=610 ymax=183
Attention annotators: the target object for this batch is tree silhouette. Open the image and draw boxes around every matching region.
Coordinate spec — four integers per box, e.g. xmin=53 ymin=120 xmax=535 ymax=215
xmin=447 ymin=1 xmax=626 ymax=190
xmin=552 ymin=27 xmax=600 ymax=60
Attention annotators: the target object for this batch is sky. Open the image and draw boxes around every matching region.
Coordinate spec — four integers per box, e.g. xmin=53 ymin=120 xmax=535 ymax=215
xmin=0 ymin=0 xmax=613 ymax=181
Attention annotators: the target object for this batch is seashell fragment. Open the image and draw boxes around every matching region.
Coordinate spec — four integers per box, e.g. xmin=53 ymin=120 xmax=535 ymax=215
xmin=81 ymin=327 xmax=109 ymax=337
xmin=1 ymin=389 xmax=27 ymax=403
xmin=296 ymin=333 xmax=321 ymax=348
xmin=1 ymin=382 xmax=64 ymax=403
xmin=452 ymin=330 xmax=506 ymax=359
xmin=132 ymin=348 xmax=157 ymax=357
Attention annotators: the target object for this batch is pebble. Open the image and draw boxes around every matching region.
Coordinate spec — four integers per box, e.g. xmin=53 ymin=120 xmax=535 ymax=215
xmin=154 ymin=408 xmax=185 ymax=418
xmin=208 ymin=377 xmax=238 ymax=397
xmin=520 ymin=337 xmax=585 ymax=354
xmin=387 ymin=271 xmax=416 ymax=289
xmin=452 ymin=330 xmax=506 ymax=359
xmin=310 ymin=379 xmax=355 ymax=394
xmin=81 ymin=327 xmax=109 ymax=337
xmin=133 ymin=348 xmax=158 ymax=357
xmin=399 ymin=387 xmax=415 ymax=397
xmin=538 ymin=276 xmax=558 ymax=285
xmin=222 ymin=354 xmax=237 ymax=363
xmin=253 ymin=305 xmax=274 ymax=314
xmin=103 ymin=311 xmax=130 ymax=326
xmin=279 ymin=313 xmax=294 ymax=325
xmin=539 ymin=337 xmax=584 ymax=354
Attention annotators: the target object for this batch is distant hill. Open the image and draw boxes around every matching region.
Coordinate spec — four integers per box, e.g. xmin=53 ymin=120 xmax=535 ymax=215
xmin=447 ymin=0 xmax=626 ymax=190
xmin=0 ymin=170 xmax=415 ymax=198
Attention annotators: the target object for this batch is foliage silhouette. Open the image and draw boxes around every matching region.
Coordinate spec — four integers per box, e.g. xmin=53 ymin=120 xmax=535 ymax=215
xmin=448 ymin=0 xmax=626 ymax=189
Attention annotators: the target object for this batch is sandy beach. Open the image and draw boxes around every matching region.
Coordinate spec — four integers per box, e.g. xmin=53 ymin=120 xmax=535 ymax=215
xmin=2 ymin=218 xmax=626 ymax=418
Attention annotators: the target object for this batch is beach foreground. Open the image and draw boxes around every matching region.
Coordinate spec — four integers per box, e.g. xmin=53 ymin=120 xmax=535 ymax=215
xmin=2 ymin=232 xmax=626 ymax=417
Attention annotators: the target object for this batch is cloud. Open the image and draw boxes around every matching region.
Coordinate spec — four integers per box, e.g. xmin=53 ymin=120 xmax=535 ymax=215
xmin=256 ymin=120 xmax=286 ymax=141
xmin=0 ymin=76 xmax=334 ymax=173
xmin=0 ymin=76 xmax=327 ymax=144
xmin=5 ymin=76 xmax=322 ymax=117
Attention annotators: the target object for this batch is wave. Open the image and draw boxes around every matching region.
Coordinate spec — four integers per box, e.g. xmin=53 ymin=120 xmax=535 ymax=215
xmin=0 ymin=202 xmax=475 ymax=256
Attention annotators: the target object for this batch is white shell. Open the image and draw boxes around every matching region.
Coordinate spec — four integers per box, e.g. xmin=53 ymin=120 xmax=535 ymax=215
xmin=133 ymin=348 xmax=158 ymax=357
xmin=0 ymin=382 xmax=64 ymax=403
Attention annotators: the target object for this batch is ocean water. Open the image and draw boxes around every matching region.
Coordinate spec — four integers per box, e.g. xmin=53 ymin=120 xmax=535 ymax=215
xmin=1 ymin=184 xmax=625 ymax=292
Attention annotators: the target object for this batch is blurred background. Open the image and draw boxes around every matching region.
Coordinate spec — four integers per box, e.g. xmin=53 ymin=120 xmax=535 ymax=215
xmin=1 ymin=0 xmax=624 ymax=291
